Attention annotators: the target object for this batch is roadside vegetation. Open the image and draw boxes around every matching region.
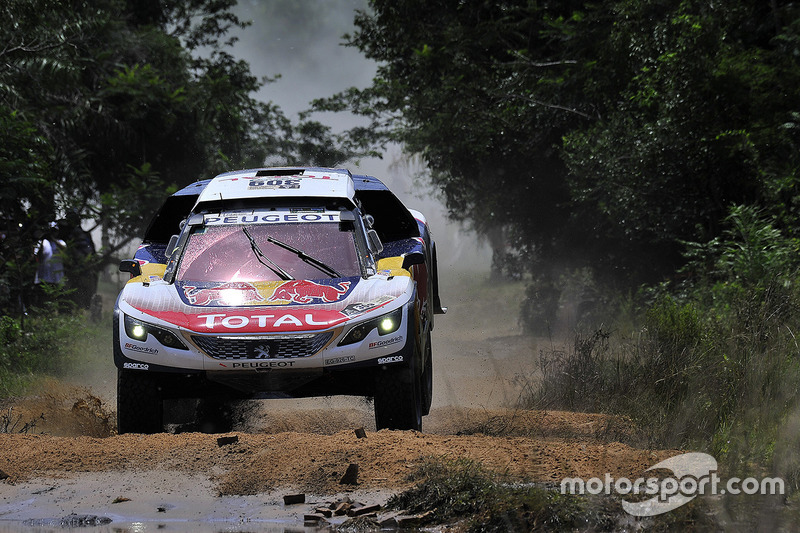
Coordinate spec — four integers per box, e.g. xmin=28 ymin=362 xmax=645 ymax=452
xmin=386 ymin=456 xmax=717 ymax=532
xmin=519 ymin=204 xmax=800 ymax=527
xmin=532 ymin=205 xmax=800 ymax=460
xmin=0 ymin=304 xmax=97 ymax=399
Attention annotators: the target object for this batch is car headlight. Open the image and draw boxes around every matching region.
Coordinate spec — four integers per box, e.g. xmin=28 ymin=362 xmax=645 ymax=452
xmin=338 ymin=307 xmax=403 ymax=346
xmin=124 ymin=314 xmax=188 ymax=350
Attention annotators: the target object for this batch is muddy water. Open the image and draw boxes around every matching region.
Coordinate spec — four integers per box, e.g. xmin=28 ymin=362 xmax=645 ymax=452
xmin=0 ymin=522 xmax=323 ymax=532
xmin=0 ymin=477 xmax=402 ymax=532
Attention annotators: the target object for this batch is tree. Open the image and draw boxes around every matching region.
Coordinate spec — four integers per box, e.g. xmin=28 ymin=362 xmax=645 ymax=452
xmin=316 ymin=1 xmax=610 ymax=282
xmin=321 ymin=0 xmax=800 ymax=292
xmin=0 ymin=0 xmax=367 ymax=316
xmin=0 ymin=108 xmax=53 ymax=315
xmin=563 ymin=1 xmax=800 ymax=284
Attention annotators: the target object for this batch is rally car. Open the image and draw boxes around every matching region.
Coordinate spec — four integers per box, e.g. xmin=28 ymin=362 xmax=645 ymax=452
xmin=114 ymin=167 xmax=445 ymax=434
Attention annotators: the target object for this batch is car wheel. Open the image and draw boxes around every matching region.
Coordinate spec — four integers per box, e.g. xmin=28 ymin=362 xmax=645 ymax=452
xmin=374 ymin=342 xmax=423 ymax=431
xmin=421 ymin=332 xmax=433 ymax=416
xmin=117 ymin=369 xmax=164 ymax=434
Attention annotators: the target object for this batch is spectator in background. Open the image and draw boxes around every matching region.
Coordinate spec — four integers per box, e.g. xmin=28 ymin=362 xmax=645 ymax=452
xmin=33 ymin=222 xmax=66 ymax=308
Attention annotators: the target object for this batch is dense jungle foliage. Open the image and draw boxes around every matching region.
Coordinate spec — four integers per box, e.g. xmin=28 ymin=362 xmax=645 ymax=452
xmin=321 ymin=0 xmax=800 ymax=291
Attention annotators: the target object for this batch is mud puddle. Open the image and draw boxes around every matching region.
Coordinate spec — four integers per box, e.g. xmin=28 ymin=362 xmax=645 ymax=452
xmin=0 ymin=473 xmax=402 ymax=533
xmin=0 ymin=520 xmax=340 ymax=532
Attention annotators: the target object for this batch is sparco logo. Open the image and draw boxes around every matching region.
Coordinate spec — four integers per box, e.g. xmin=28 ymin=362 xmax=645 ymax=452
xmin=377 ymin=355 xmax=404 ymax=365
xmin=123 ymin=362 xmax=150 ymax=370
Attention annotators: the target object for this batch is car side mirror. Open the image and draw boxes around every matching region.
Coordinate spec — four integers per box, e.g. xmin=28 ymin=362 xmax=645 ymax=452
xmin=119 ymin=260 xmax=142 ymax=278
xmin=402 ymin=251 xmax=425 ymax=270
xmin=165 ymin=234 xmax=179 ymax=257
xmin=367 ymin=229 xmax=383 ymax=255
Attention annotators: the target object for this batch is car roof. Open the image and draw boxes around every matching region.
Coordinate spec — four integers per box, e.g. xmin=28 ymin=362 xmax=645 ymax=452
xmin=351 ymin=174 xmax=389 ymax=191
xmin=195 ymin=167 xmax=356 ymax=208
xmin=143 ymin=169 xmax=419 ymax=244
xmin=172 ymin=171 xmax=388 ymax=198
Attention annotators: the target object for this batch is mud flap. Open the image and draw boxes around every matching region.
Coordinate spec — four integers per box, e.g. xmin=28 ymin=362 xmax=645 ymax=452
xmin=117 ymin=369 xmax=164 ymax=434
xmin=373 ymin=331 xmax=423 ymax=431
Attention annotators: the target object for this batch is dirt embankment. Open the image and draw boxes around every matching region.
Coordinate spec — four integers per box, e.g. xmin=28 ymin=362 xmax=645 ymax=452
xmin=0 ymin=404 xmax=672 ymax=497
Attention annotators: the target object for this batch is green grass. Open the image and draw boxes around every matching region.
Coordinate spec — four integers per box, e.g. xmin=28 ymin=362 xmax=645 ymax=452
xmin=387 ymin=456 xmax=719 ymax=532
xmin=0 ymin=305 xmax=112 ymax=400
xmin=528 ymin=283 xmax=800 ymax=452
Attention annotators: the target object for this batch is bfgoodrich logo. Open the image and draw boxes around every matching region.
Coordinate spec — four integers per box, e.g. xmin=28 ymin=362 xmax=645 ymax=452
xmin=369 ymin=335 xmax=403 ymax=349
xmin=561 ymin=452 xmax=784 ymax=517
xmin=124 ymin=343 xmax=158 ymax=355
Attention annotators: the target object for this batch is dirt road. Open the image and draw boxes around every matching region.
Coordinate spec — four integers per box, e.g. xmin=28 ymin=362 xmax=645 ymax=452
xmin=0 ymin=272 xmax=675 ymax=531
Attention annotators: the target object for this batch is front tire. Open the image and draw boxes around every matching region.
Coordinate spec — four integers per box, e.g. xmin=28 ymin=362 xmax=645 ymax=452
xmin=117 ymin=369 xmax=164 ymax=434
xmin=421 ymin=332 xmax=433 ymax=416
xmin=374 ymin=342 xmax=423 ymax=431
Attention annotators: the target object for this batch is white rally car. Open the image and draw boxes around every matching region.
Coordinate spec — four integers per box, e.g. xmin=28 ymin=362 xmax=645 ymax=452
xmin=115 ymin=167 xmax=445 ymax=433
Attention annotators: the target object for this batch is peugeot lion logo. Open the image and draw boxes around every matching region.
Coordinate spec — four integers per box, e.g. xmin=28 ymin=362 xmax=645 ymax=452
xmin=253 ymin=345 xmax=271 ymax=359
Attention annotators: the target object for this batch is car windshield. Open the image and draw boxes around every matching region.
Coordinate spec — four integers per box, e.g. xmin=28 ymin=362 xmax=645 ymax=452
xmin=176 ymin=222 xmax=360 ymax=283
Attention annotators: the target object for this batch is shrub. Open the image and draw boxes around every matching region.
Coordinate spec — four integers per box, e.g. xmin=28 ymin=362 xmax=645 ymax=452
xmin=388 ymin=456 xmax=718 ymax=531
xmin=0 ymin=311 xmax=96 ymax=398
xmin=524 ymin=202 xmax=800 ymax=518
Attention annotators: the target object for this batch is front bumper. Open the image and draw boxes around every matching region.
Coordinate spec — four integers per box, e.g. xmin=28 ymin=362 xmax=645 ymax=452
xmin=113 ymin=298 xmax=417 ymax=396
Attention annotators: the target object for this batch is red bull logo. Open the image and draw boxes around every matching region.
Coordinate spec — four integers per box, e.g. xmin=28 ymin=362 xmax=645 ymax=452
xmin=183 ymin=282 xmax=265 ymax=306
xmin=269 ymin=280 xmax=351 ymax=304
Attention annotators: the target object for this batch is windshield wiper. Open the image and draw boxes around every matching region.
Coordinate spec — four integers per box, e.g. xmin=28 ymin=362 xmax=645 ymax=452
xmin=242 ymin=227 xmax=293 ymax=280
xmin=265 ymin=235 xmax=343 ymax=278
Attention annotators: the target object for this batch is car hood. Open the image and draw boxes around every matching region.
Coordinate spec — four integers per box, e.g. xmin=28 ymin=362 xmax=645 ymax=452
xmin=118 ymin=276 xmax=412 ymax=334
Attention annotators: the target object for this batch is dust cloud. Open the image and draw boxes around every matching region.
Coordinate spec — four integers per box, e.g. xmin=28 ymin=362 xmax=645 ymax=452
xmin=229 ymin=0 xmax=490 ymax=270
xmin=0 ymin=380 xmax=114 ymax=438
xmin=231 ymin=0 xmax=376 ymax=125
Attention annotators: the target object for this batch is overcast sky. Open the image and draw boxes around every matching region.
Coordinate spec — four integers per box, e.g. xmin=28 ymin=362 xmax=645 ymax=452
xmin=230 ymin=0 xmax=373 ymax=124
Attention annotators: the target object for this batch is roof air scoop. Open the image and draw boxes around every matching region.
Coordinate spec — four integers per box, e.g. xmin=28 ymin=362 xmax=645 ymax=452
xmin=256 ymin=169 xmax=305 ymax=177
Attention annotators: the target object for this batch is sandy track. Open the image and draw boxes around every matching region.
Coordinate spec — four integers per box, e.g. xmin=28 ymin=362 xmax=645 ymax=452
xmin=0 ymin=409 xmax=672 ymax=495
xmin=0 ymin=273 xmax=677 ymax=529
